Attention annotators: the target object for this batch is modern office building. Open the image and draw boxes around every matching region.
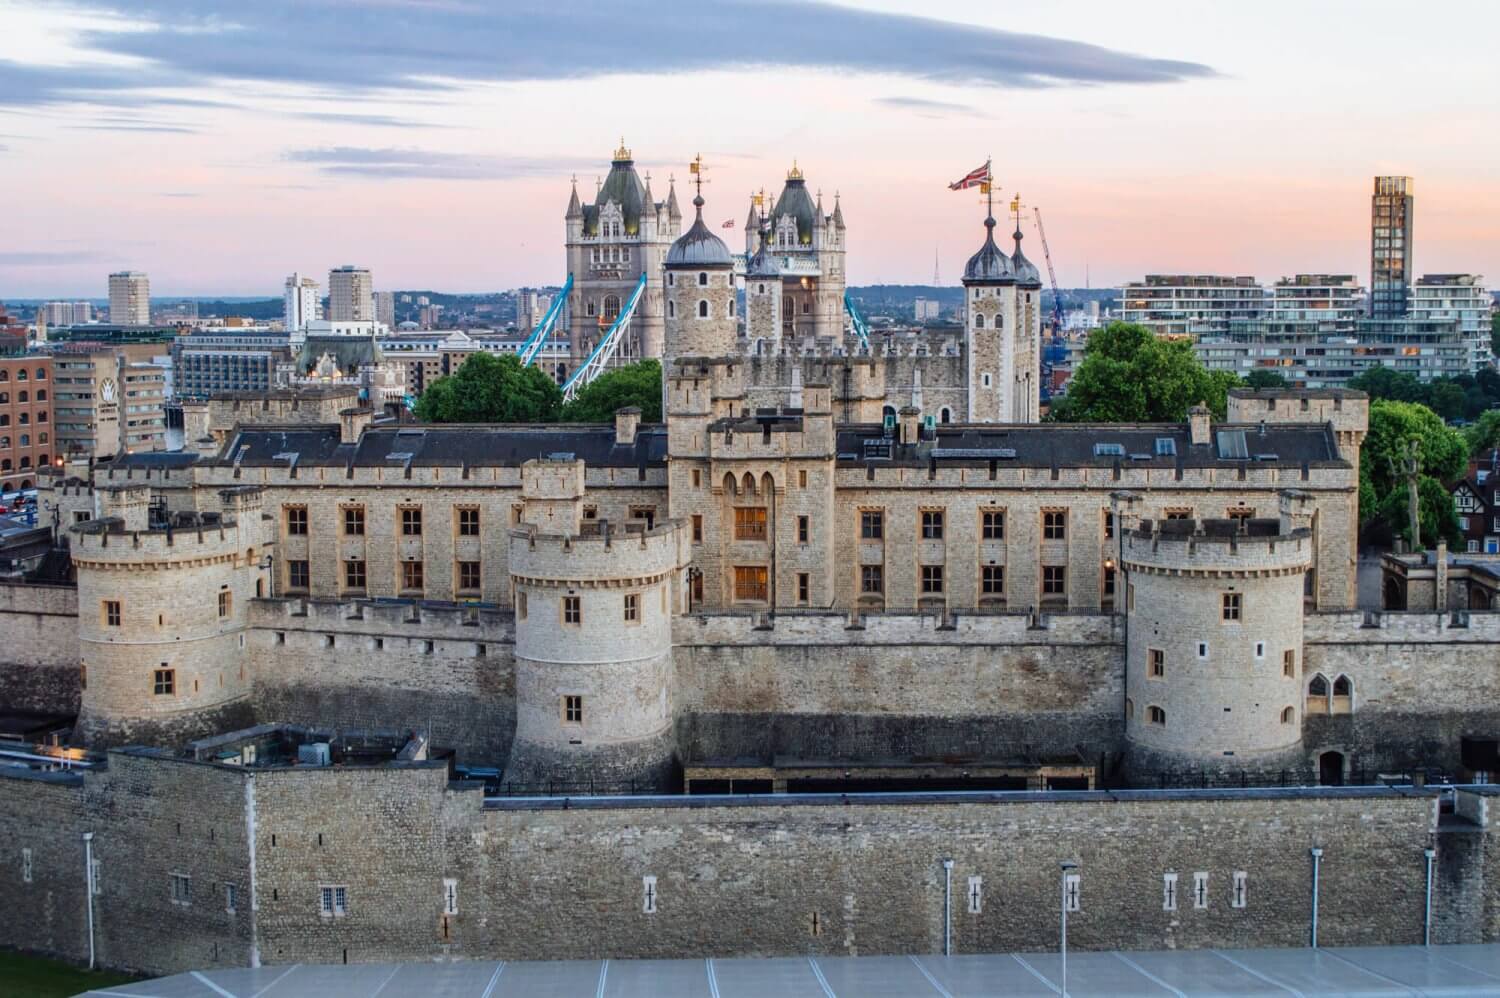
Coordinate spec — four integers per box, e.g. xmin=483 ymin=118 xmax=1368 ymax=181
xmin=1370 ymin=176 xmax=1414 ymax=318
xmin=107 ymin=271 xmax=151 ymax=326
xmin=374 ymin=290 xmax=396 ymax=330
xmin=1410 ymin=274 xmax=1492 ymax=371
xmin=50 ymin=343 xmax=167 ymax=457
xmin=173 ymin=329 xmax=292 ymax=398
xmin=283 ymin=273 xmax=321 ymax=333
xmin=43 ymin=301 xmax=93 ymax=327
xmin=1117 ymin=275 xmax=1267 ymax=337
xmin=327 ymin=265 xmax=374 ymax=322
xmin=0 ymin=355 xmax=53 ymax=491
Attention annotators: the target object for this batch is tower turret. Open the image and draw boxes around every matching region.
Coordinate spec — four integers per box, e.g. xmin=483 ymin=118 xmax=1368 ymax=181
xmin=1122 ymin=510 xmax=1312 ymax=781
xmin=962 ymin=210 xmax=1017 ymax=422
xmin=663 ymin=167 xmax=736 ymax=362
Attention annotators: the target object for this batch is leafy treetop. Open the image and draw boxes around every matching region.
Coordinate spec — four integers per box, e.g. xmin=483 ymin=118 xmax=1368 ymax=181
xmin=1050 ymin=322 xmax=1241 ymax=422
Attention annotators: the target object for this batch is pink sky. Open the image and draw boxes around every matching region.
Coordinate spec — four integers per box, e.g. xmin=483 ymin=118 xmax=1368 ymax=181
xmin=0 ymin=0 xmax=1495 ymax=297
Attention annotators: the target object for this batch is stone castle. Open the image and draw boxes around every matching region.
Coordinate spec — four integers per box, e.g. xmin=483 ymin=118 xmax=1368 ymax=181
xmin=6 ymin=155 xmax=1500 ymax=976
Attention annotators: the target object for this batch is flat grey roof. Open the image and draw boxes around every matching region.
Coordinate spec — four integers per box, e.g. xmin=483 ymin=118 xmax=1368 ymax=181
xmin=79 ymin=943 xmax=1500 ymax=996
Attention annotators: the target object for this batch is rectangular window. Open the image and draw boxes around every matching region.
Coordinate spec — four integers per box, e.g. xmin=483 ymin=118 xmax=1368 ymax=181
xmin=1103 ymin=565 xmax=1116 ymax=599
xmin=21 ymin=847 xmax=32 ymax=884
xmin=169 ymin=873 xmax=192 ymax=906
xmin=343 ymin=505 xmax=365 ymax=536
xmin=1149 ymin=648 xmax=1165 ymax=678
xmin=457 ymin=507 xmax=480 ymax=536
xmin=861 ymin=564 xmax=883 ymax=595
xmin=691 ymin=468 xmax=701 ymax=488
xmin=1283 ymin=649 xmax=1296 ymax=677
xmin=1222 ymin=592 xmax=1242 ymax=621
xmin=642 ymin=875 xmax=658 ymax=914
xmin=797 ymin=573 xmax=810 ymax=604
xmin=517 ymin=592 xmax=527 ymax=620
xmin=287 ymin=560 xmax=309 ymax=590
xmin=691 ymin=514 xmax=703 ymax=544
xmin=624 ymin=593 xmax=640 ymax=623
xmin=797 ymin=515 xmax=809 ymax=544
xmin=401 ymin=506 xmax=423 ymax=536
xmin=981 ymin=565 xmax=1005 ymax=595
xmin=981 ymin=510 xmax=1005 ymax=540
xmin=344 ymin=559 xmax=366 ymax=590
xmin=103 ymin=600 xmax=121 ymax=627
xmin=921 ymin=510 xmax=945 ymax=540
xmin=1043 ymin=565 xmax=1067 ymax=595
xmin=734 ymin=507 xmax=767 ymax=541
xmin=734 ymin=566 xmax=769 ymax=602
xmin=1043 ymin=510 xmax=1067 ymax=540
xmin=153 ymin=668 xmax=175 ymax=696
xmin=921 ymin=564 xmax=944 ymax=594
xmin=563 ymin=695 xmax=583 ymax=723
xmin=218 ymin=590 xmax=231 ymax=618
xmin=443 ymin=878 xmax=458 ymax=916
xmin=1064 ymin=872 xmax=1080 ymax=912
xmin=563 ymin=596 xmax=582 ymax=625
xmin=967 ymin=875 xmax=983 ymax=914
xmin=1232 ymin=870 xmax=1247 ymax=909
xmin=1104 ymin=511 xmax=1115 ymax=540
xmin=319 ymin=885 xmax=347 ymax=916
xmin=401 ymin=560 xmax=424 ymax=592
xmin=458 ymin=561 xmax=481 ymax=591
xmin=860 ymin=510 xmax=884 ymax=539
xmin=80 ymin=663 xmax=87 ymax=690
xmin=285 ymin=506 xmax=307 ymax=535
xmin=798 ymin=469 xmax=808 ymax=489
xmin=1193 ymin=872 xmax=1209 ymax=909
xmin=226 ymin=883 xmax=237 ymax=913
xmin=1162 ymin=872 xmax=1178 ymax=911
xmin=630 ymin=505 xmax=657 ymax=529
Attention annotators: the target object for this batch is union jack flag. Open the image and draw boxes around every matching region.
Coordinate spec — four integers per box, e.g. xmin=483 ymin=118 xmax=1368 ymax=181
xmin=722 ymin=219 xmax=735 ymax=228
xmin=948 ymin=161 xmax=991 ymax=191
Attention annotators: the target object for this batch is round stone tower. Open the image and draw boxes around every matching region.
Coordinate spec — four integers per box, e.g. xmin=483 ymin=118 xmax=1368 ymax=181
xmin=663 ymin=191 xmax=737 ymax=362
xmin=73 ymin=485 xmax=269 ymax=747
xmin=1122 ymin=513 xmax=1312 ymax=781
xmin=505 ymin=458 xmax=690 ymax=790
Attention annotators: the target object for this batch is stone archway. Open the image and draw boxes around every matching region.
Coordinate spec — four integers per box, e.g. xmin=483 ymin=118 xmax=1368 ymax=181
xmin=1383 ymin=576 xmax=1406 ymax=611
xmin=1319 ymin=750 xmax=1345 ymax=787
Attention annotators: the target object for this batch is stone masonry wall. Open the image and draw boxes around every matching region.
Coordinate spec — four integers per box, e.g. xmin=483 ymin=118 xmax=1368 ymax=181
xmin=0 ymin=582 xmax=79 ymax=715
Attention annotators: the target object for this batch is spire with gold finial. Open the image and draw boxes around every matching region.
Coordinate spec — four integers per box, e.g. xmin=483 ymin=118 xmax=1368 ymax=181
xmin=613 ymin=136 xmax=632 ymax=162
xmin=786 ymin=159 xmax=804 ymax=181
xmin=565 ymin=173 xmax=582 ymax=219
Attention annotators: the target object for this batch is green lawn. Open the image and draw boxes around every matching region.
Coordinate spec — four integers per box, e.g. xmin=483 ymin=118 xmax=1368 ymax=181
xmin=0 ymin=950 xmax=140 ymax=998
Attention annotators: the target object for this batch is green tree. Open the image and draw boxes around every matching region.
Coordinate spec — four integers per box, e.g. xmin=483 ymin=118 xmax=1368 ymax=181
xmin=1346 ymin=367 xmax=1427 ymax=404
xmin=1050 ymin=322 xmax=1241 ymax=422
xmin=559 ymin=359 xmax=663 ymax=423
xmin=413 ymin=351 xmax=562 ymax=423
xmin=1465 ymin=409 xmax=1500 ymax=456
xmin=1359 ymin=399 xmax=1466 ymax=547
xmin=1491 ymin=312 xmax=1500 ymax=358
xmin=1243 ymin=369 xmax=1289 ymax=389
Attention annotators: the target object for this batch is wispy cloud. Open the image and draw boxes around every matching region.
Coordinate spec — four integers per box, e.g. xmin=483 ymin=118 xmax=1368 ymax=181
xmin=284 ymin=146 xmax=588 ymax=180
xmin=71 ymin=122 xmax=200 ymax=134
xmin=0 ymin=250 xmax=110 ymax=266
xmin=875 ymin=96 xmax=980 ymax=117
xmin=158 ymin=191 xmax=198 ymax=198
xmin=287 ymin=110 xmax=448 ymax=129
xmin=0 ymin=1 xmax=1215 ymax=115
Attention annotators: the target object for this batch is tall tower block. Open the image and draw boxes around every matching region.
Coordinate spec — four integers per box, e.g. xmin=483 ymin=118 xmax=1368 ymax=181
xmin=505 ymin=458 xmax=690 ymax=790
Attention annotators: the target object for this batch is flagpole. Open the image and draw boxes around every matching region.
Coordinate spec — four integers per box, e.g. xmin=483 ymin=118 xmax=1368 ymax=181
xmin=986 ymin=156 xmax=993 ymax=220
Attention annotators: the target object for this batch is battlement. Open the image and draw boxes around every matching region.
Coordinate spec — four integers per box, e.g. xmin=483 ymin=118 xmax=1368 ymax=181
xmin=1123 ymin=517 xmax=1312 ymax=575
xmin=69 ymin=512 xmax=255 ymax=563
xmin=508 ymin=518 xmax=688 ymax=584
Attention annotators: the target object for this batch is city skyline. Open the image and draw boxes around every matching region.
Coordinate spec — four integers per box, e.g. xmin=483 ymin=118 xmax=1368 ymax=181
xmin=0 ymin=0 xmax=1496 ymax=296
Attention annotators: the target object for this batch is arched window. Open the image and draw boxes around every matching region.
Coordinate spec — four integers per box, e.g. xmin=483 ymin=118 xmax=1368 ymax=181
xmin=741 ymin=472 xmax=756 ymax=495
xmin=37 ymin=454 xmax=47 ymax=466
xmin=939 ymin=408 xmax=951 ymax=424
xmin=668 ymin=272 xmax=675 ymax=287
xmin=37 ymin=433 xmax=45 ymax=444
xmin=995 ymin=314 xmax=1004 ymax=330
xmin=1281 ymin=706 xmax=1295 ymax=724
xmin=34 ymin=390 xmax=44 ymax=401
xmin=974 ymin=313 xmax=985 ymax=329
xmin=0 ymin=460 xmax=10 ymax=472
xmin=35 ymin=412 xmax=44 ymax=423
xmin=17 ymin=391 xmax=26 ymax=403
xmin=757 ymin=283 xmax=765 ymax=294
xmin=1147 ymin=705 xmax=1166 ymax=726
xmin=1332 ymin=675 xmax=1351 ymax=697
xmin=698 ymin=300 xmax=709 ymax=318
xmin=667 ymin=300 xmax=676 ymax=319
xmin=882 ymin=404 xmax=897 ymax=424
xmin=0 ymin=393 xmax=7 ymax=404
xmin=1308 ymin=674 xmax=1329 ymax=697
xmin=0 ymin=371 xmax=7 ymax=382
xmin=603 ymin=295 xmax=621 ymax=323
xmin=1331 ymin=675 xmax=1353 ymax=714
xmin=15 ymin=369 xmax=25 ymax=381
xmin=18 ymin=457 xmax=29 ymax=469
xmin=698 ymin=272 xmax=708 ymax=287
xmin=0 ymin=437 xmax=8 ymax=448
xmin=18 ymin=434 xmax=28 ymax=446
xmin=729 ymin=297 xmax=736 ymax=318
xmin=34 ymin=368 xmax=44 ymax=380
xmin=0 ymin=415 xmax=9 ymax=427
xmin=17 ymin=413 xmax=26 ymax=425
xmin=1124 ymin=697 xmax=1134 ymax=720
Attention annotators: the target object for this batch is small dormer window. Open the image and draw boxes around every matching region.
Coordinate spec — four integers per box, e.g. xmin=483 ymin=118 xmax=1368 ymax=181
xmin=698 ymin=272 xmax=708 ymax=287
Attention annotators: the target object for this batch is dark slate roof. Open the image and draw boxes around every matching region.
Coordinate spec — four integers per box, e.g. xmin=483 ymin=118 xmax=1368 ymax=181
xmin=1009 ymin=228 xmax=1043 ymax=287
xmin=218 ymin=424 xmax=667 ymax=470
xmin=836 ymin=422 xmax=1345 ymax=469
xmin=963 ymin=217 xmax=1014 ymax=284
xmin=771 ymin=176 xmax=817 ymax=245
xmin=746 ymin=226 xmax=780 ymax=277
xmin=103 ymin=451 xmax=202 ymax=469
xmin=295 ymin=335 xmax=382 ymax=372
xmin=666 ymin=196 xmax=733 ymax=268
xmin=585 ymin=156 xmax=649 ymax=236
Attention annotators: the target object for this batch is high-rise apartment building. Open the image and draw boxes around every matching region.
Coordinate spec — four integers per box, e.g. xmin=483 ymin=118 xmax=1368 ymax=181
xmin=1371 ymin=176 xmax=1414 ymax=318
xmin=328 ymin=266 xmax=374 ymax=321
xmin=284 ymin=273 xmax=321 ymax=332
xmin=1410 ymin=274 xmax=1492 ymax=371
xmin=1269 ymin=275 xmax=1364 ymax=326
xmin=1117 ymin=275 xmax=1266 ymax=337
xmin=108 ymin=271 xmax=151 ymax=326
xmin=374 ymin=291 xmax=396 ymax=329
xmin=44 ymin=302 xmax=93 ymax=326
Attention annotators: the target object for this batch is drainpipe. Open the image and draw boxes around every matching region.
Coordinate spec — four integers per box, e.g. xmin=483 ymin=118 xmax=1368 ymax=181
xmin=1309 ymin=847 xmax=1323 ymax=948
xmin=942 ymin=859 xmax=954 ymax=956
xmin=1424 ymin=847 xmax=1437 ymax=946
xmin=82 ymin=832 xmax=96 ymax=970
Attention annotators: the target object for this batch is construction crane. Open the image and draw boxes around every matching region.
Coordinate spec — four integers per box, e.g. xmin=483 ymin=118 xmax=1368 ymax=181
xmin=1033 ymin=207 xmax=1064 ymax=334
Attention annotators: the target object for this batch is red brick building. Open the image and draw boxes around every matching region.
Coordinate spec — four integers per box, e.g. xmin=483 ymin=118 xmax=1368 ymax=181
xmin=0 ymin=355 xmax=55 ymax=492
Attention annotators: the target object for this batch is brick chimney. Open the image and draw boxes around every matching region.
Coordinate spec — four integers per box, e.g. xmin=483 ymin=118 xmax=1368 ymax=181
xmin=615 ymin=406 xmax=641 ymax=446
xmin=1188 ymin=403 xmax=1212 ymax=447
xmin=899 ymin=406 xmax=920 ymax=445
xmin=339 ymin=406 xmax=374 ymax=444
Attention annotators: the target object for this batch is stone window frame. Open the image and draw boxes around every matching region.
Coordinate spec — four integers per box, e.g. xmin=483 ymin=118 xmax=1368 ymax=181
xmin=967 ymin=875 xmax=983 ymax=914
xmin=1232 ymin=871 xmax=1248 ymax=909
xmin=169 ymin=872 xmax=192 ymax=906
xmin=226 ymin=883 xmax=238 ymax=914
xmin=859 ymin=508 xmax=884 ymax=540
xmin=1192 ymin=872 xmax=1209 ymax=909
xmin=691 ymin=468 xmax=702 ymax=488
xmin=400 ymin=558 xmax=425 ymax=593
xmin=624 ymin=592 xmax=641 ymax=625
xmin=919 ymin=564 xmax=945 ymax=595
xmin=691 ymin=514 xmax=703 ymax=544
xmin=697 ymin=299 xmax=709 ymax=319
xmin=1042 ymin=564 xmax=1067 ymax=596
xmin=443 ymin=878 xmax=458 ymax=916
xmin=1164 ymin=507 xmax=1193 ymax=521
xmin=455 ymin=506 xmax=481 ymax=537
xmin=1283 ymin=649 xmax=1296 ymax=678
xmin=562 ymin=694 xmax=583 ymax=724
xmin=980 ymin=564 xmax=1005 ymax=597
xmin=102 ymin=599 xmax=122 ymax=627
xmin=218 ymin=589 xmax=232 ymax=619
xmin=1148 ymin=647 xmax=1165 ymax=679
xmin=1162 ymin=872 xmax=1178 ymax=911
xmin=734 ymin=506 xmax=768 ymax=542
xmin=284 ymin=504 xmax=308 ymax=536
xmin=1147 ymin=704 xmax=1166 ymax=726
xmin=22 ymin=847 xmax=32 ymax=884
xmin=733 ymin=565 xmax=769 ymax=603
xmin=920 ymin=508 xmax=945 ymax=540
xmin=643 ymin=875 xmax=658 ymax=914
xmin=1221 ymin=591 xmax=1243 ymax=622
xmin=344 ymin=558 xmax=367 ymax=592
xmin=1254 ymin=640 xmax=1266 ymax=660
xmin=1042 ymin=508 xmax=1067 ymax=541
xmin=319 ymin=884 xmax=347 ymax=917
xmin=798 ymin=469 xmax=808 ymax=489
xmin=153 ymin=667 xmax=175 ymax=696
xmin=860 ymin=564 xmax=884 ymax=596
xmin=400 ymin=505 xmax=423 ymax=536
xmin=562 ymin=595 xmax=582 ymax=626
xmin=342 ymin=504 xmax=365 ymax=536
xmin=796 ymin=572 xmax=810 ymax=605
xmin=1281 ymin=706 xmax=1296 ymax=724
xmin=980 ymin=507 xmax=1006 ymax=541
xmin=1063 ymin=872 xmax=1081 ymax=912
xmin=1124 ymin=697 xmax=1134 ymax=720
xmin=457 ymin=560 xmax=482 ymax=593
xmin=797 ymin=515 xmax=809 ymax=544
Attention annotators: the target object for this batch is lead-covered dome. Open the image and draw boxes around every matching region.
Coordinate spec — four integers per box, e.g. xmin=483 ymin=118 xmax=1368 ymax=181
xmin=666 ymin=195 xmax=733 ymax=268
xmin=963 ymin=216 xmax=1014 ymax=284
xmin=1010 ymin=225 xmax=1043 ymax=287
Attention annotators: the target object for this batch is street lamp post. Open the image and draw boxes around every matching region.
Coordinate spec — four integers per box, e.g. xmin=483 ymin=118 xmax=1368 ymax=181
xmin=1060 ymin=860 xmax=1078 ymax=997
